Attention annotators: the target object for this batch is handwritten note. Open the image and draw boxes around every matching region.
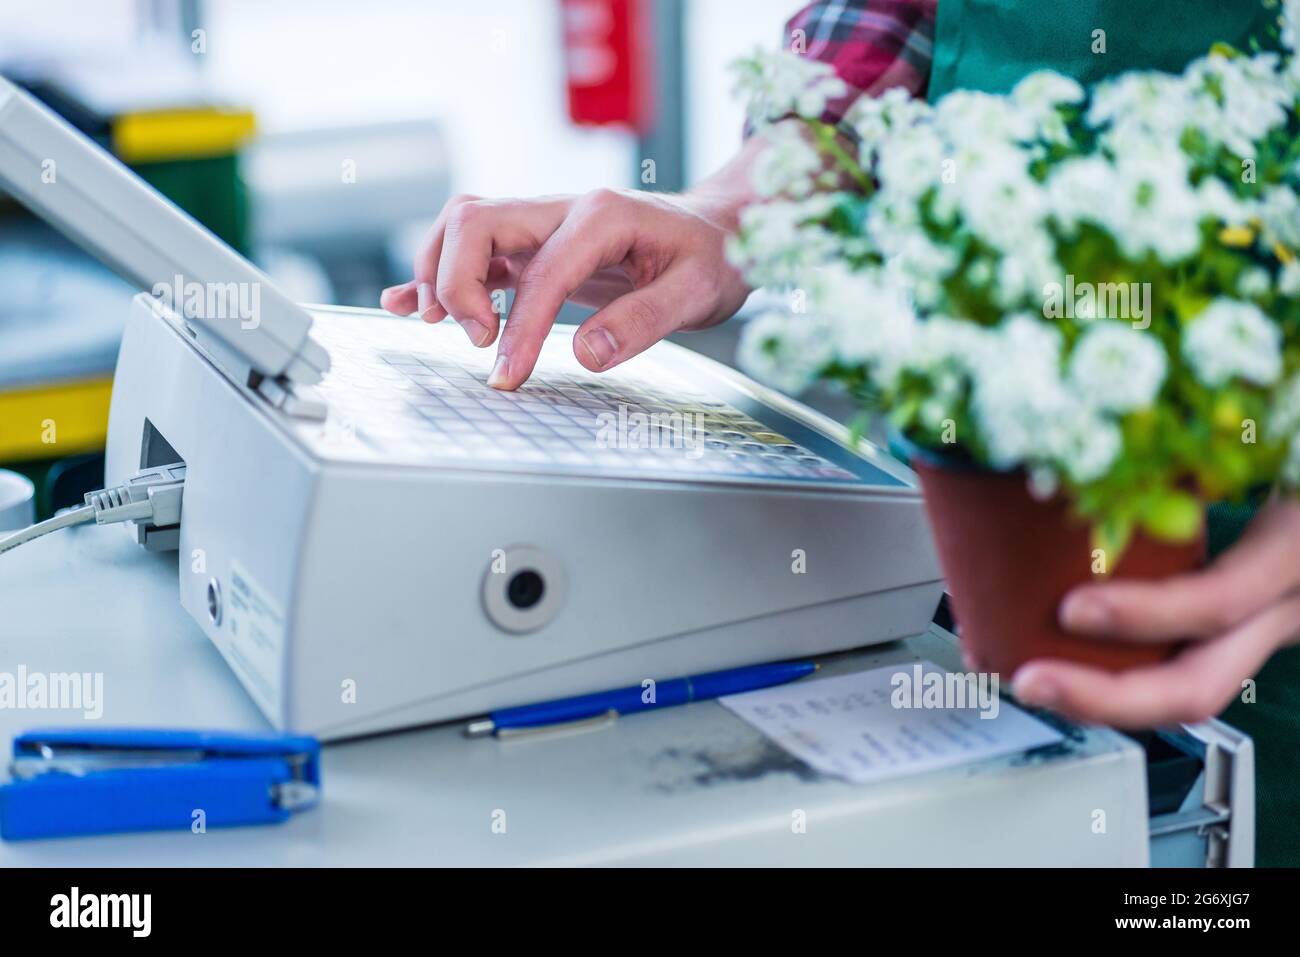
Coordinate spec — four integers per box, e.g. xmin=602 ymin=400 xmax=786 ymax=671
xmin=719 ymin=661 xmax=1063 ymax=785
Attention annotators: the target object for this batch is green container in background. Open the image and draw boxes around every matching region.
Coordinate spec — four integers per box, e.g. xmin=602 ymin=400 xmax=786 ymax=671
xmin=132 ymin=152 xmax=251 ymax=255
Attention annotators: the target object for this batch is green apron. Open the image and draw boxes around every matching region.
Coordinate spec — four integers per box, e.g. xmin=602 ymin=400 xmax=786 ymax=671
xmin=928 ymin=0 xmax=1278 ymax=100
xmin=926 ymin=0 xmax=1299 ymax=867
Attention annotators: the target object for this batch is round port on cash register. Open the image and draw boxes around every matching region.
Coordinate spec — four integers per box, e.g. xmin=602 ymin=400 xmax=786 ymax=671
xmin=207 ymin=578 xmax=223 ymax=627
xmin=482 ymin=546 xmax=566 ymax=634
xmin=507 ymin=570 xmax=545 ymax=610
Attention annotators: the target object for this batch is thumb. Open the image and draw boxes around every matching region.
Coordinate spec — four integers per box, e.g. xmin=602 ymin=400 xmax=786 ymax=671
xmin=572 ymin=265 xmax=707 ymax=373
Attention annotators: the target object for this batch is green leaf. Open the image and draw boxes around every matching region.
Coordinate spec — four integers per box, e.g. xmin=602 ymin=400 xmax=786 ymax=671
xmin=1091 ymin=515 xmax=1134 ymax=574
xmin=1137 ymin=490 xmax=1203 ymax=543
xmin=846 ymin=413 xmax=872 ymax=447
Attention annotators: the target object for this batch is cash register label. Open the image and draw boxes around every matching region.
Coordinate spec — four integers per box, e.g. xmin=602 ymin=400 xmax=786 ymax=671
xmin=226 ymin=560 xmax=286 ymax=719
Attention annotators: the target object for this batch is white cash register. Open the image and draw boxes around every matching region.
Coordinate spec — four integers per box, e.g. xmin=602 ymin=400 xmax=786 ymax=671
xmin=0 ymin=76 xmax=944 ymax=740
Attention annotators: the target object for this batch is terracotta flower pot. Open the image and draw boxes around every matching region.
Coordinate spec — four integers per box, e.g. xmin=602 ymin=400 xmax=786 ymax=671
xmin=904 ymin=443 xmax=1206 ymax=678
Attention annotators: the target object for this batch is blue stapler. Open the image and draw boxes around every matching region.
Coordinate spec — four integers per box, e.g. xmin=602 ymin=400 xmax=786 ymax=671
xmin=0 ymin=728 xmax=321 ymax=841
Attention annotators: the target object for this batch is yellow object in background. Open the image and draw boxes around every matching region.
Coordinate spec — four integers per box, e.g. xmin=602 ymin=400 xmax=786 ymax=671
xmin=0 ymin=378 xmax=113 ymax=461
xmin=112 ymin=108 xmax=257 ymax=164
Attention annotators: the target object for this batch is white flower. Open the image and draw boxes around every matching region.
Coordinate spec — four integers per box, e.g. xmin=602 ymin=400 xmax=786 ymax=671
xmin=1279 ymin=374 xmax=1300 ymax=416
xmin=995 ymin=234 xmax=1059 ymax=308
xmin=935 ymin=90 xmax=1036 ymax=146
xmin=950 ymin=149 xmax=1048 ymax=256
xmin=846 ymin=87 xmax=930 ymax=156
xmin=736 ymin=311 xmax=833 ymax=395
xmin=1238 ymin=267 xmax=1272 ymax=299
xmin=1089 ymin=52 xmax=1292 ymax=160
xmin=729 ymin=196 xmax=842 ymax=285
xmin=1196 ymin=176 xmax=1251 ymax=226
xmin=1049 ymin=411 xmax=1124 ymax=483
xmin=1183 ymin=298 xmax=1283 ymax=387
xmin=966 ymin=316 xmax=1065 ymax=468
xmin=905 ymin=316 xmax=996 ymax=373
xmin=874 ymin=123 xmax=947 ymax=203
xmin=1027 ymin=465 xmax=1060 ymax=501
xmin=1115 ymin=147 xmax=1204 ymax=262
xmin=810 ymin=266 xmax=919 ymax=385
xmin=1048 ymin=156 xmax=1118 ymax=237
xmin=1269 ymin=374 xmax=1300 ymax=443
xmin=1002 ymin=314 xmax=1065 ymax=368
xmin=1184 ymin=52 xmax=1292 ymax=157
xmin=726 ymin=22 xmax=1300 ymax=498
xmin=1286 ymin=0 xmax=1300 ymax=51
xmin=919 ymin=396 xmax=955 ymax=431
xmin=1258 ymin=186 xmax=1300 ymax=252
xmin=731 ymin=50 xmax=847 ymax=126
xmin=1088 ymin=71 xmax=1194 ymax=149
xmin=745 ymin=264 xmax=924 ymax=394
xmin=879 ymin=228 xmax=962 ymax=310
xmin=1068 ymin=322 xmax=1168 ymax=412
xmin=960 ymin=316 xmax=1125 ymax=482
xmin=751 ymin=123 xmax=824 ymax=198
xmin=1053 ymin=146 xmax=1203 ymax=263
xmin=1051 ymin=149 xmax=1247 ymax=261
xmin=1012 ymin=70 xmax=1085 ymax=111
xmin=1012 ymin=70 xmax=1085 ymax=143
xmin=1280 ymin=260 xmax=1300 ymax=297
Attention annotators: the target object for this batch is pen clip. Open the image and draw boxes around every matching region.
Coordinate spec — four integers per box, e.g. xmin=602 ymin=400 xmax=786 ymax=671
xmin=495 ymin=709 xmax=619 ymax=742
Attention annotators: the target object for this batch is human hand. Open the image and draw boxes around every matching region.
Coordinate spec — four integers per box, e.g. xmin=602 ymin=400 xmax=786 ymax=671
xmin=379 ymin=187 xmax=751 ymax=390
xmin=1012 ymin=496 xmax=1300 ymax=728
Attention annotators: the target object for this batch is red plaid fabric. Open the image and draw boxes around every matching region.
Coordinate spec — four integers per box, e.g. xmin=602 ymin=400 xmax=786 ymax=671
xmin=785 ymin=0 xmax=938 ymax=123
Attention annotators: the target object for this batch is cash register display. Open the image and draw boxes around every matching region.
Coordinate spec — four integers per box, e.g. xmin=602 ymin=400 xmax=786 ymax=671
xmin=294 ymin=313 xmax=902 ymax=488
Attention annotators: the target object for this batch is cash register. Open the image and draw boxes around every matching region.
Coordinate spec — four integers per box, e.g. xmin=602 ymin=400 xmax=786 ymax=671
xmin=0 ymin=76 xmax=945 ymax=740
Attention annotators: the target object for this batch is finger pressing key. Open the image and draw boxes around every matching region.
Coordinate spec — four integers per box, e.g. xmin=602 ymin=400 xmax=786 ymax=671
xmin=489 ymin=197 xmax=633 ymax=389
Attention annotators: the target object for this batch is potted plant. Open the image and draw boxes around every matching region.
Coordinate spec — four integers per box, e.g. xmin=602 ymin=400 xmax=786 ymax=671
xmin=728 ymin=13 xmax=1300 ymax=676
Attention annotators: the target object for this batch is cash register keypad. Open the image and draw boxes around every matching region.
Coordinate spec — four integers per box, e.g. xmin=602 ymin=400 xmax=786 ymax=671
xmin=301 ymin=317 xmax=859 ymax=483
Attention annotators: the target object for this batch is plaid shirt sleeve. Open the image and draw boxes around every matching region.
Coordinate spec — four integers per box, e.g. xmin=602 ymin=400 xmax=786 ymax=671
xmin=785 ymin=0 xmax=937 ymax=124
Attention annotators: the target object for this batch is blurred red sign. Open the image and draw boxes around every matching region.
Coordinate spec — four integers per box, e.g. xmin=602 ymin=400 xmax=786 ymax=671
xmin=560 ymin=0 xmax=652 ymax=132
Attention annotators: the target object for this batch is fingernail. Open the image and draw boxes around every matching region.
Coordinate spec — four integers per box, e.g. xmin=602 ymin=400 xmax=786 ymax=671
xmin=487 ymin=355 xmax=511 ymax=389
xmin=578 ymin=328 xmax=618 ymax=369
xmin=417 ymin=282 xmax=437 ymax=319
xmin=1012 ymin=671 xmax=1060 ymax=709
xmin=458 ymin=318 xmax=491 ymax=347
xmin=1060 ymin=592 xmax=1111 ymax=632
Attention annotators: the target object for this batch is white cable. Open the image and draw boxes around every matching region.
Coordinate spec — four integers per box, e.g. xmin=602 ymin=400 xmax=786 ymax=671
xmin=0 ymin=507 xmax=97 ymax=556
xmin=0 ymin=463 xmax=186 ymax=559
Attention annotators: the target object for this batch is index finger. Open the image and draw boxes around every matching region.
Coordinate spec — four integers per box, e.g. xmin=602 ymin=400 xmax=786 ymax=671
xmin=488 ymin=192 xmax=635 ymax=389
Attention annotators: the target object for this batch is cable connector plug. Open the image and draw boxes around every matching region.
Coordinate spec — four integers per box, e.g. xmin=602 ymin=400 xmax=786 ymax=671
xmin=84 ymin=463 xmax=187 ymax=529
xmin=0 ymin=464 xmax=186 ymax=558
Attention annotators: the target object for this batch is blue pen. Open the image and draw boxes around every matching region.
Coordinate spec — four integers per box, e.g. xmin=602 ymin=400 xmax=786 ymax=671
xmin=464 ymin=660 xmax=818 ymax=737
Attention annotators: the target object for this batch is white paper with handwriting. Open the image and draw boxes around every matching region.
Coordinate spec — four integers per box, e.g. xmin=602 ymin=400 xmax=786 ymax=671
xmin=719 ymin=661 xmax=1063 ymax=785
